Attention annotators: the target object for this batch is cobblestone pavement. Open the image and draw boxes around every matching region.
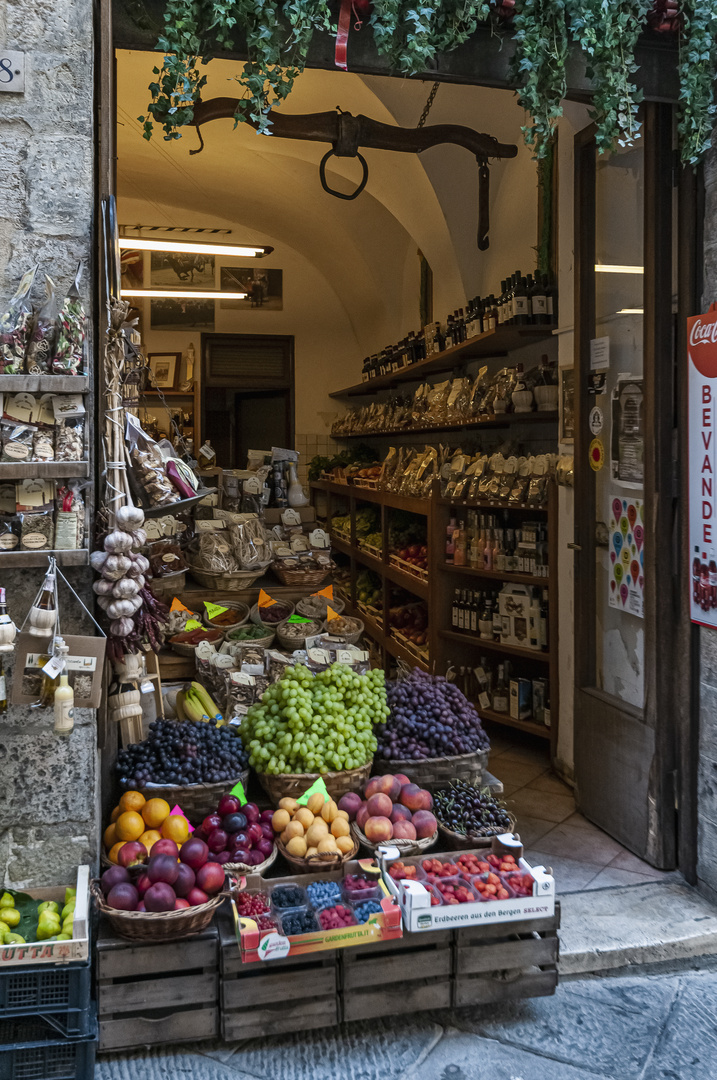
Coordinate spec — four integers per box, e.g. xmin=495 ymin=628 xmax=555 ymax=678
xmin=97 ymin=963 xmax=717 ymax=1080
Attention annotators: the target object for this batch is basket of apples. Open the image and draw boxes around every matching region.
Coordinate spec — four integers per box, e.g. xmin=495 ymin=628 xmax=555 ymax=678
xmin=343 ymin=774 xmax=438 ymax=856
xmin=195 ymin=793 xmax=277 ymax=875
xmin=91 ymin=837 xmax=225 ymax=941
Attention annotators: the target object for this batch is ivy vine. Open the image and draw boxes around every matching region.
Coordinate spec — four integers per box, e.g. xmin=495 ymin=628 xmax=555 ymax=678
xmin=513 ymin=0 xmax=569 ymax=158
xmin=678 ymin=0 xmax=717 ymax=166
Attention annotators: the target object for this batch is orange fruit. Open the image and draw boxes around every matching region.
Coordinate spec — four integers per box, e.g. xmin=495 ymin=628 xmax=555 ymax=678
xmin=108 ymin=842 xmax=124 ymax=865
xmin=115 ymin=810 xmax=145 ymax=842
xmin=110 ymin=806 xmax=122 ymax=823
xmin=160 ymin=814 xmax=189 ymax=844
xmin=142 ymin=798 xmax=171 ymax=829
xmin=103 ymin=823 xmax=117 ymax=851
xmin=119 ymin=790 xmax=146 ymax=814
xmin=138 ymin=829 xmax=162 ymax=853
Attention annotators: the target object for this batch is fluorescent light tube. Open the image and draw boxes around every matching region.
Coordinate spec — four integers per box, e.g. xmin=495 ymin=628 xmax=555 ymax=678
xmin=595 ymin=264 xmax=644 ymax=274
xmin=121 ymin=288 xmax=246 ymax=300
xmin=119 ymin=237 xmax=272 ymax=258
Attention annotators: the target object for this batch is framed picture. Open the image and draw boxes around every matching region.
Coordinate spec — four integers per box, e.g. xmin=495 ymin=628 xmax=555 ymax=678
xmin=220 ymin=267 xmax=283 ymax=310
xmin=147 ymin=352 xmax=180 ymax=390
xmin=560 ymin=367 xmax=575 ymax=443
xmin=150 ymin=251 xmax=215 ymax=289
xmin=150 ymin=298 xmax=215 ymax=331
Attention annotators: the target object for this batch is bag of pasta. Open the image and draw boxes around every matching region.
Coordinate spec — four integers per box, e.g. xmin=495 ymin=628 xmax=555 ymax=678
xmin=228 ymin=516 xmax=271 ymax=570
xmin=0 ymin=267 xmax=37 ymax=374
xmin=52 ymin=264 xmax=87 ymax=375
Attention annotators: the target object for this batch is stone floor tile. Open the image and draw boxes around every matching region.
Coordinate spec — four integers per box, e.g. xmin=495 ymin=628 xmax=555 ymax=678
xmin=408 ymin=1028 xmax=604 ymax=1080
xmin=562 ymin=812 xmax=598 ymax=831
xmin=525 ymin=772 xmax=574 ymax=796
xmin=527 ymin=849 xmax=605 ymax=892
xmin=535 ymin=822 xmax=626 ymax=867
xmin=511 ymin=814 xmax=558 ymax=847
xmin=492 ymin=743 xmax=551 ymax=768
xmin=565 ymin=972 xmax=680 ymax=1016
xmin=223 ymin=1016 xmax=444 ymax=1080
xmin=445 ymin=978 xmax=672 ymax=1078
xmin=507 ymin=788 xmax=576 ymax=823
xmin=644 ymin=973 xmax=717 ymax=1080
xmin=488 ymin=759 xmax=548 ymax=789
xmin=607 ymin=849 xmax=674 ymax=877
xmin=583 ymin=867 xmax=671 ymax=890
xmin=95 ymin=1047 xmax=258 ymax=1080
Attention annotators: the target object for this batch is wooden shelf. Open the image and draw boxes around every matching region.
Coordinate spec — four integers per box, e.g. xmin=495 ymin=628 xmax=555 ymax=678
xmin=141 ymin=390 xmax=195 ymax=398
xmin=384 ymin=633 xmax=429 ymax=671
xmin=336 ymin=412 xmax=559 ymax=439
xmin=0 ymin=375 xmax=89 ymax=393
xmin=438 ymin=563 xmax=549 ymax=587
xmin=0 ymin=549 xmax=89 ymax=568
xmin=478 ymin=706 xmax=551 ymax=740
xmin=329 ymin=325 xmax=556 ymax=398
xmin=383 ymin=561 xmax=429 ymax=600
xmin=439 ymin=628 xmax=550 ymax=663
xmin=0 ymin=461 xmax=89 ymax=479
xmin=438 ymin=496 xmax=548 ymax=514
xmin=312 ymin=480 xmax=429 ymax=517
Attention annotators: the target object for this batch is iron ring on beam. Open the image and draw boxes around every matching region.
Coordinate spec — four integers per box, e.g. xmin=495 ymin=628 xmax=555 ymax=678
xmin=319 ymin=149 xmax=369 ymax=201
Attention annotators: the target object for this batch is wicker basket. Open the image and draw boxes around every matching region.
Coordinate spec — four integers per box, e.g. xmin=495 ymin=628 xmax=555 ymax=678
xmin=351 ymin=822 xmax=437 ymax=857
xmin=388 ymin=553 xmax=429 ymax=584
xmin=187 ymin=564 xmax=267 ymax=591
xmin=225 ymin=626 xmax=276 ymax=649
xmin=169 ymin=630 xmax=224 ymax=657
xmin=296 ymin=596 xmax=345 ymax=619
xmin=323 ymin=615 xmax=364 ymax=646
xmin=275 ymin=617 xmax=324 ymax=651
xmin=371 ymin=750 xmax=488 ymax=788
xmin=149 ymin=570 xmax=187 ymax=597
xmin=201 ymin=600 xmax=250 ymax=632
xmin=276 ymin=835 xmax=358 ymax=875
xmin=123 ymin=771 xmax=250 ymax=824
xmin=256 ymin=760 xmax=373 ymax=804
xmin=436 ymin=814 xmax=517 ymax=851
xmin=91 ymin=881 xmax=223 ymax=942
xmin=224 ymin=845 xmax=278 ymax=876
xmin=270 ymin=562 xmax=333 ymax=589
xmin=250 ymin=600 xmax=295 ymax=629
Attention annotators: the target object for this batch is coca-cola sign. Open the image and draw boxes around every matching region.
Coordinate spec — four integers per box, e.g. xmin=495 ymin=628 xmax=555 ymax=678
xmin=688 ymin=309 xmax=717 ymax=377
xmin=688 ymin=304 xmax=717 ymax=626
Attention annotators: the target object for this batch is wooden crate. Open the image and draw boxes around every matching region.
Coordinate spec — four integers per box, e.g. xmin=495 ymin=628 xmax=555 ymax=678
xmin=341 ymin=930 xmax=452 ymax=1023
xmin=219 ymin=912 xmax=339 ymax=1040
xmin=96 ymin=921 xmax=219 ymax=1052
xmin=453 ymin=905 xmax=560 ymax=1007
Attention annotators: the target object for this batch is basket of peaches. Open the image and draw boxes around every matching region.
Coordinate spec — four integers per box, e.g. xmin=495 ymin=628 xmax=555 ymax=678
xmin=340 ymin=773 xmax=438 ymax=856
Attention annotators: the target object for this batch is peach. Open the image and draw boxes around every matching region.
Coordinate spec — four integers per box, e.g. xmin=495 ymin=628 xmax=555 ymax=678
xmin=356 ymin=802 xmax=371 ymax=831
xmin=363 ymin=777 xmax=382 ymax=800
xmin=390 ymin=804 xmax=413 ymax=824
xmin=338 ymin=792 xmax=362 ymax=821
xmin=412 ymin=810 xmax=437 ymax=839
xmin=364 ymin=816 xmax=393 ymax=843
xmin=399 ymin=784 xmax=433 ymax=812
xmin=392 ymin=820 xmax=417 ymax=841
xmin=366 ymin=793 xmax=393 ymax=818
xmin=394 ymin=773 xmax=411 ymax=788
xmin=373 ymin=774 xmax=402 ymax=801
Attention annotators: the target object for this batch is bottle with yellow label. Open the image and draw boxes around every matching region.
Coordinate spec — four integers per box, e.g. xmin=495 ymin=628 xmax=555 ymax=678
xmin=53 ymin=640 xmax=74 ymax=736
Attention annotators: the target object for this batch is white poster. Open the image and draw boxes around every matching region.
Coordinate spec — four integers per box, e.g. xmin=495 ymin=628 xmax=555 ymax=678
xmin=688 ymin=306 xmax=717 ymax=626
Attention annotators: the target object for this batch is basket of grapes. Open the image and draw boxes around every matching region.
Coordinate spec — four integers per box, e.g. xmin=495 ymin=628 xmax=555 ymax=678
xmin=433 ymin=779 xmax=515 ymax=850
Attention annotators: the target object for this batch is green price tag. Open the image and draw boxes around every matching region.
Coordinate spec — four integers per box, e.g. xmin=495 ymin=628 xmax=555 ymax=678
xmin=287 ymin=614 xmax=314 ymax=624
xmin=296 ymin=776 xmax=330 ymax=807
xmin=230 ymin=780 xmax=247 ymax=804
xmin=185 ymin=619 xmax=203 ymax=630
xmin=204 ymin=601 xmax=229 ymax=619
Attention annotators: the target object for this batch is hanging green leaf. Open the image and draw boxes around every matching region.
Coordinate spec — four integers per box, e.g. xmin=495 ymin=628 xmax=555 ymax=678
xmin=513 ymin=0 xmax=569 ymax=158
xmin=678 ymin=1 xmax=717 ymax=166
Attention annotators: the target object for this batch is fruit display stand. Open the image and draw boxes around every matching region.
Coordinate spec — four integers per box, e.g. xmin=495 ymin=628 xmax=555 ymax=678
xmin=95 ymin=920 xmax=219 ymax=1052
xmin=454 ymin=908 xmax=560 ymax=1006
xmin=0 ymin=866 xmax=89 ymax=968
xmin=341 ymin=930 xmax=452 ymax=1022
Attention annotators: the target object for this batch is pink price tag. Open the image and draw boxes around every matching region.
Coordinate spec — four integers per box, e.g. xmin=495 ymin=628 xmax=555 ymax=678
xmin=170 ymin=805 xmax=194 ymax=832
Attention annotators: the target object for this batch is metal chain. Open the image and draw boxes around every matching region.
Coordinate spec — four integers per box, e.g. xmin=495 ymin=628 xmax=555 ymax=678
xmin=417 ymin=81 xmax=440 ymax=128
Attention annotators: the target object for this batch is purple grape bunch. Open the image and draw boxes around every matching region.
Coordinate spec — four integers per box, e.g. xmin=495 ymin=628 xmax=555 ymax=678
xmin=378 ymin=669 xmax=490 ymax=760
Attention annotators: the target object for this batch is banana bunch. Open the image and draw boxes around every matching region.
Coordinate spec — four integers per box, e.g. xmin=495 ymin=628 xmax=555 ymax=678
xmin=175 ymin=681 xmax=223 ymax=724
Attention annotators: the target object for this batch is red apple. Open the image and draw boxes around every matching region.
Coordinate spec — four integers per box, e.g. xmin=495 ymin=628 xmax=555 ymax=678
xmin=186 ymin=887 xmax=209 ymax=907
xmin=366 ymin=793 xmax=393 ymax=818
xmin=217 ymin=795 xmax=240 ymax=817
xmin=152 ymin=839 xmax=180 ymax=858
xmin=179 ymin=838 xmax=209 ymax=870
xmin=136 ymin=872 xmax=152 ymax=896
xmin=196 ymin=861 xmax=225 ymax=895
xmin=147 ymin=854 xmax=179 ymax=886
xmin=174 ymin=898 xmax=191 ymax=910
xmin=117 ymin=841 xmax=147 ymax=868
xmin=144 ymin=882 xmax=176 ymax=912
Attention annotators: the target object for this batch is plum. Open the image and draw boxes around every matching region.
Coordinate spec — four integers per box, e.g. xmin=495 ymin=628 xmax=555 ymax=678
xmin=179 ymin=838 xmax=209 ymax=870
xmin=147 ymin=854 xmax=179 ymax=886
xmin=144 ymin=882 xmax=176 ymax=912
xmin=100 ymin=865 xmax=130 ymax=896
xmin=173 ymin=862 xmax=196 ymax=898
xmin=107 ymin=883 xmax=139 ymax=911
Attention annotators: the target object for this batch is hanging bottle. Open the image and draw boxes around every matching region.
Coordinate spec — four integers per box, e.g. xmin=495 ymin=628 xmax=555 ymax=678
xmin=53 ymin=639 xmax=74 ymax=736
xmin=29 ymin=567 xmax=57 ymax=637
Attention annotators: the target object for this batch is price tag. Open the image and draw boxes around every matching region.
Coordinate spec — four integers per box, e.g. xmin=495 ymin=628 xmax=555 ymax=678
xmin=204 ymin=601 xmax=229 ymax=619
xmin=41 ymin=655 xmax=63 ymax=679
xmin=230 ymin=779 xmax=247 ymax=803
xmin=258 ymin=589 xmax=277 ymax=608
xmin=140 ymin=680 xmax=154 ymax=694
xmin=337 ymin=650 xmax=354 ymax=665
xmin=184 ymin=619 xmax=203 ymax=630
xmin=311 ymin=584 xmax=333 ymax=600
xmin=309 ymin=528 xmax=330 ymax=549
xmin=281 ymin=509 xmax=302 ymax=526
xmin=169 ymin=805 xmax=194 ymax=833
xmin=478 ymin=691 xmax=491 ymax=710
xmin=326 ymin=605 xmax=340 ymax=622
xmin=296 ymin=776 xmax=329 ymax=807
xmin=287 ymin=614 xmax=314 ymax=624
xmin=230 ymin=671 xmax=255 ymax=685
xmin=170 ymin=597 xmax=191 ymax=613
xmin=244 ymin=476 xmax=262 ymax=495
xmin=307 ymin=648 xmax=330 ymax=664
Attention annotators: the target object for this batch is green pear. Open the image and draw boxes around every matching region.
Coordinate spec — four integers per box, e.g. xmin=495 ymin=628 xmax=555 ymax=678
xmin=0 ymin=892 xmax=14 ymax=908
xmin=38 ymin=901 xmax=60 ymax=915
xmin=3 ymin=932 xmax=25 ymax=945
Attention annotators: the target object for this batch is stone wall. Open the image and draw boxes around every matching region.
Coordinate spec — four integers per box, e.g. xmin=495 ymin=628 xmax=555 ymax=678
xmin=698 ymin=138 xmax=717 ymax=901
xmin=0 ymin=2 xmax=97 ymax=887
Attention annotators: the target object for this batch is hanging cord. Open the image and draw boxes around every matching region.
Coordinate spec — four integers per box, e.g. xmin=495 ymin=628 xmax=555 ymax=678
xmin=55 ymin=564 xmax=107 ymax=637
xmin=417 ymin=82 xmax=440 ymax=129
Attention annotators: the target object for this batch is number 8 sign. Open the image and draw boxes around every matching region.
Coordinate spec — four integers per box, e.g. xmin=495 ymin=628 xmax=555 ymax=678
xmin=0 ymin=51 xmax=25 ymax=94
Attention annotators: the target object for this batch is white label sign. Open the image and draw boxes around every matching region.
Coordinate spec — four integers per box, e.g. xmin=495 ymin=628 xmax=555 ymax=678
xmin=590 ymin=336 xmax=610 ymax=371
xmin=0 ymin=51 xmax=25 ymax=94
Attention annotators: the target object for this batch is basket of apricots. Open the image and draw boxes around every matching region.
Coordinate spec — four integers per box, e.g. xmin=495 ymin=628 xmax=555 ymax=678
xmin=102 ymin=790 xmax=192 ymax=871
xmin=272 ymin=791 xmax=358 ymax=873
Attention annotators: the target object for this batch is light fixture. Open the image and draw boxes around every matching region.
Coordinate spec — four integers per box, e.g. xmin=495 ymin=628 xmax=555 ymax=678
xmin=595 ymin=264 xmax=644 ymax=274
xmin=119 ymin=237 xmax=273 ymax=258
xmin=121 ymin=288 xmax=247 ymax=300
xmin=616 ymin=308 xmax=644 ymax=315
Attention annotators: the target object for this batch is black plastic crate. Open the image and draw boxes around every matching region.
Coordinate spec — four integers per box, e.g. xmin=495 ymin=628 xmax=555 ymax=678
xmin=0 ymin=961 xmax=92 ymax=1037
xmin=0 ymin=1013 xmax=96 ymax=1080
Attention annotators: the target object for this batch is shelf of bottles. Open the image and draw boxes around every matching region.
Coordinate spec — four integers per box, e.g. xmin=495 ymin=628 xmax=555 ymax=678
xmin=329 ymin=269 xmax=557 ymax=399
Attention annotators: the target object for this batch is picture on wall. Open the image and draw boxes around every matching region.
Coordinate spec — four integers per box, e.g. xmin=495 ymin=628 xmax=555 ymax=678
xmin=220 ymin=267 xmax=283 ymax=310
xmin=120 ymin=248 xmax=144 ymax=290
xmin=150 ymin=298 xmax=215 ymax=331
xmin=147 ymin=353 xmax=180 ymax=390
xmin=150 ymin=251 xmax=215 ymax=288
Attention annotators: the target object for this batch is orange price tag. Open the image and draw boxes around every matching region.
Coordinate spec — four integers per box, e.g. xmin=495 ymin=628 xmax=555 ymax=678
xmin=258 ymin=589 xmax=277 ymax=609
xmin=311 ymin=585 xmax=334 ymax=600
xmin=326 ymin=605 xmax=340 ymax=621
xmin=170 ymin=597 xmax=191 ymax=613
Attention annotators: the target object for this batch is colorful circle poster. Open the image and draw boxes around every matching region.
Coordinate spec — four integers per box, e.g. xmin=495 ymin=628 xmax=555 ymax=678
xmin=608 ymin=496 xmax=644 ymax=618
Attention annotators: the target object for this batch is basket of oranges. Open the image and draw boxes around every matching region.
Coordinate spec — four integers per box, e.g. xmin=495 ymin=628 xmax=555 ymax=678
xmin=102 ymin=791 xmax=194 ymax=869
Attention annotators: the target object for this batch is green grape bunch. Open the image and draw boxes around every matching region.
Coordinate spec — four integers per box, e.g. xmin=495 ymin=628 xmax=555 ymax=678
xmin=241 ymin=663 xmax=389 ymax=775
